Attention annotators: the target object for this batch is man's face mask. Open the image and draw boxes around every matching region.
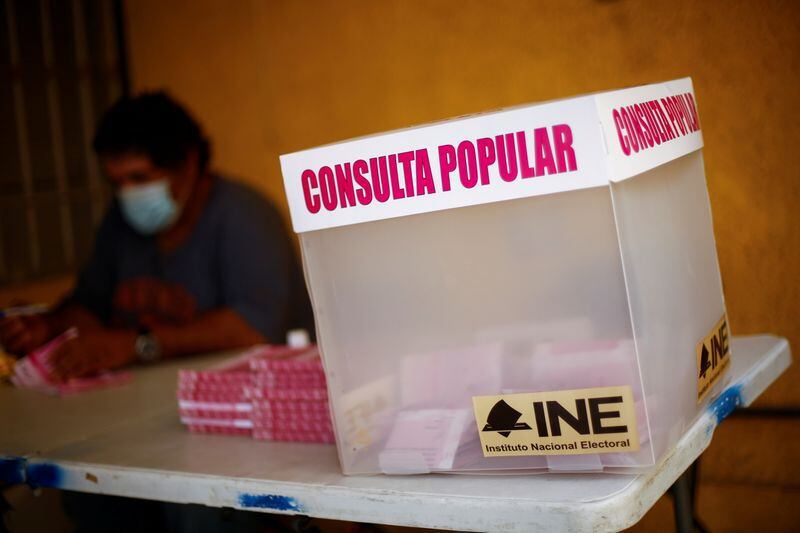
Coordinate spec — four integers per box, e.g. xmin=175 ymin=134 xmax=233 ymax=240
xmin=117 ymin=180 xmax=181 ymax=235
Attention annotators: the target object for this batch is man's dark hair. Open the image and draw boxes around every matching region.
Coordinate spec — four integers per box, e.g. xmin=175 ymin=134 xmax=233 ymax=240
xmin=93 ymin=92 xmax=211 ymax=171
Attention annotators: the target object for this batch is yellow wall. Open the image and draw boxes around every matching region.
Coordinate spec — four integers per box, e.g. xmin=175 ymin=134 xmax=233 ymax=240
xmin=125 ymin=0 xmax=799 ymax=406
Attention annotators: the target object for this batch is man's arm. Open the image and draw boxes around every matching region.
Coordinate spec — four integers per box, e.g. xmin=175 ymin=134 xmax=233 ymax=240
xmin=51 ymin=301 xmax=105 ymax=332
xmin=0 ymin=302 xmax=103 ymax=355
xmin=49 ymin=308 xmax=264 ymax=379
xmin=153 ymin=308 xmax=265 ymax=357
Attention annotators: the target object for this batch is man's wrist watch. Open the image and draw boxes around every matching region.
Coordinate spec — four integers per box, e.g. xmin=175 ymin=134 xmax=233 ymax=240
xmin=134 ymin=327 xmax=162 ymax=364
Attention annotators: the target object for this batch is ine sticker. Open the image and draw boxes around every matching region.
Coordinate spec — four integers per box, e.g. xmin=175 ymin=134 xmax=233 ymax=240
xmin=472 ymin=386 xmax=639 ymax=457
xmin=696 ymin=315 xmax=731 ymax=403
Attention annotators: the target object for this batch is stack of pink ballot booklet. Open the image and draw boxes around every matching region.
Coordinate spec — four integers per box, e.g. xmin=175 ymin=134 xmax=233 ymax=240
xmin=177 ymin=344 xmax=334 ymax=443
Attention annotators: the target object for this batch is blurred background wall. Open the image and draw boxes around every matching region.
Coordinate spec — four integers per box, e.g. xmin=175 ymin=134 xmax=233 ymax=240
xmin=1 ymin=0 xmax=798 ymax=530
xmin=123 ymin=0 xmax=799 ymax=406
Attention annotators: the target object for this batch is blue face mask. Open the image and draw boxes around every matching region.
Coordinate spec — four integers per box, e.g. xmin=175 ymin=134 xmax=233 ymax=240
xmin=117 ymin=180 xmax=181 ymax=235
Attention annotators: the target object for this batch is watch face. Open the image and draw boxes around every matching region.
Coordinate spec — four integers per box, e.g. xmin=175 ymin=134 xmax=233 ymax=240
xmin=136 ymin=334 xmax=162 ymax=363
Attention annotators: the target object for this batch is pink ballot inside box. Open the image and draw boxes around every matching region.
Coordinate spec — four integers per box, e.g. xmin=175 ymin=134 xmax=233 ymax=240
xmin=375 ymin=339 xmax=651 ymax=474
xmin=176 ymin=343 xmax=335 ymax=444
xmin=11 ymin=328 xmax=133 ymax=395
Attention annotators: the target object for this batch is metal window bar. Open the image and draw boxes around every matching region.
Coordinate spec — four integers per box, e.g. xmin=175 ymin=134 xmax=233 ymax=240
xmin=100 ymin=0 xmax=120 ymax=105
xmin=111 ymin=0 xmax=129 ymax=98
xmin=5 ymin=0 xmax=42 ymax=276
xmin=99 ymin=0 xmax=119 ymax=208
xmin=40 ymin=0 xmax=77 ymax=269
xmin=71 ymin=0 xmax=103 ymax=227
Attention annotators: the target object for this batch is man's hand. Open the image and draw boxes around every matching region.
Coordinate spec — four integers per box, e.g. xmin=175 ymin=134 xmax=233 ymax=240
xmin=0 ymin=315 xmax=52 ymax=355
xmin=113 ymin=277 xmax=197 ymax=327
xmin=50 ymin=329 xmax=137 ymax=380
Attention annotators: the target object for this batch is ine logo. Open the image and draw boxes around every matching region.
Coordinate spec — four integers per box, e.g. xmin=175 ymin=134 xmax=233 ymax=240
xmin=481 ymin=397 xmax=631 ymax=438
xmin=696 ymin=315 xmax=731 ymax=402
xmin=698 ymin=320 xmax=729 ymax=380
xmin=482 ymin=399 xmax=532 ymax=437
xmin=474 ymin=386 xmax=639 ymax=457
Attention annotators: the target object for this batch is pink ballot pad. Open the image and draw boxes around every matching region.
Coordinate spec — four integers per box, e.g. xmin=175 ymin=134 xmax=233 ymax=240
xmin=176 ymin=343 xmax=334 ymax=443
xmin=10 ymin=328 xmax=133 ymax=395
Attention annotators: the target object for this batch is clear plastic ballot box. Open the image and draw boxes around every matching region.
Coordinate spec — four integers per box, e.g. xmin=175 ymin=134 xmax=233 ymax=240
xmin=279 ymin=78 xmax=731 ymax=475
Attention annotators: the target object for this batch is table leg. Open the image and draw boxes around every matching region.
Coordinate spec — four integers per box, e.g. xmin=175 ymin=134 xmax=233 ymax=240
xmin=671 ymin=469 xmax=695 ymax=533
xmin=0 ymin=488 xmax=10 ymax=533
xmin=670 ymin=460 xmax=710 ymax=533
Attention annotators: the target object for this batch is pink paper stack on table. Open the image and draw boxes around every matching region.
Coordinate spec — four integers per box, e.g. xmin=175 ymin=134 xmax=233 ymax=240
xmin=176 ymin=344 xmax=335 ymax=444
xmin=247 ymin=346 xmax=334 ymax=443
xmin=177 ymin=348 xmax=254 ymax=435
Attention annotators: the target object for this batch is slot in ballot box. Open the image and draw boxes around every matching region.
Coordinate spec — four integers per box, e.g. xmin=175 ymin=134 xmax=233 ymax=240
xmin=279 ymin=78 xmax=730 ymax=475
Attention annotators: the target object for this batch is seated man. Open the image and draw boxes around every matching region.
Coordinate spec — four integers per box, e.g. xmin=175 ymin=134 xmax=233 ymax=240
xmin=0 ymin=92 xmax=314 ymax=377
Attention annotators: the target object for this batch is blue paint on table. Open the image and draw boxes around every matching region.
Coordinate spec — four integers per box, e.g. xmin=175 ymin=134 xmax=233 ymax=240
xmin=0 ymin=456 xmax=26 ymax=485
xmin=238 ymin=493 xmax=304 ymax=512
xmin=708 ymin=384 xmax=742 ymax=424
xmin=26 ymin=462 xmax=63 ymax=488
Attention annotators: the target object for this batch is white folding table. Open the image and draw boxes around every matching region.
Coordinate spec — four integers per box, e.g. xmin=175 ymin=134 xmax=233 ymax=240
xmin=0 ymin=335 xmax=791 ymax=532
